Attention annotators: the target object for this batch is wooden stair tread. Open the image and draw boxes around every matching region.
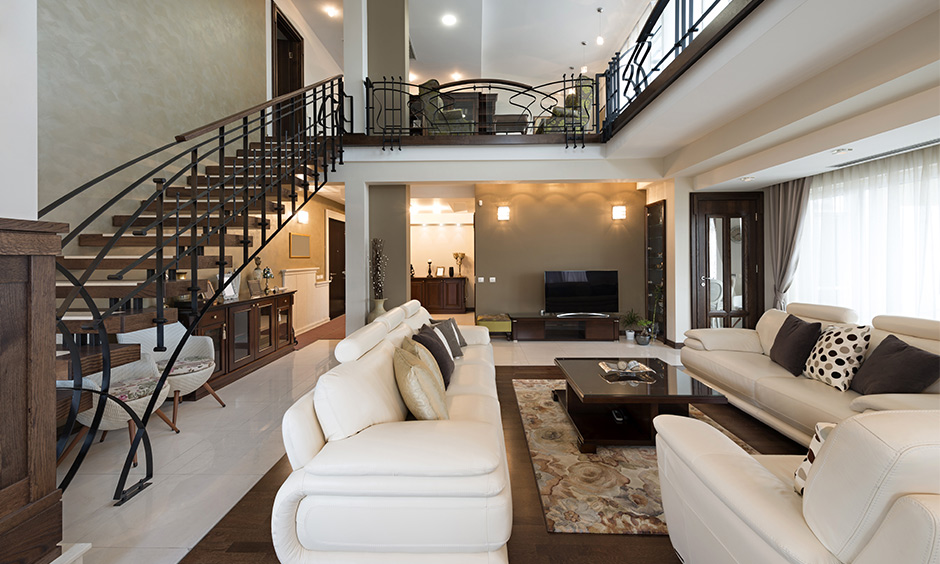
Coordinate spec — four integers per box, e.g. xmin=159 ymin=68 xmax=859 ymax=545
xmin=55 ymin=279 xmax=208 ymax=298
xmin=61 ymin=307 xmax=179 ymax=334
xmin=112 ymin=214 xmax=269 ymax=229
xmin=148 ymin=199 xmax=285 ymax=213
xmin=57 ymin=255 xmax=231 ymax=270
xmin=77 ymin=233 xmax=252 ymax=247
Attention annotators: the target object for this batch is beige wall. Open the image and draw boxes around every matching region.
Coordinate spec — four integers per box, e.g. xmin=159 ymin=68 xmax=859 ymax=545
xmin=474 ymin=183 xmax=646 ymax=316
xmin=2 ymin=0 xmax=38 ymax=220
xmin=38 ymin=0 xmax=267 ymax=243
xmin=248 ymin=195 xmax=345 ymax=296
xmin=410 ymin=224 xmax=475 ymax=308
xmin=369 ymin=185 xmax=410 ymax=308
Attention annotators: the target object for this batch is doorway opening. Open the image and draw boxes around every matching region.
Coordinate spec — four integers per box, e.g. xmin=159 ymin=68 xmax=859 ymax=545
xmin=691 ymin=192 xmax=764 ymax=329
xmin=272 ymin=3 xmax=304 ymax=139
xmin=326 ymin=211 xmax=345 ymax=320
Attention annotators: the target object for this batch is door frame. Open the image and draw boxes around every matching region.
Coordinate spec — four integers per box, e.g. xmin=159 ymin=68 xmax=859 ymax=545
xmin=271 ymin=2 xmax=304 ymax=97
xmin=690 ymin=192 xmax=764 ymax=329
xmin=324 ymin=209 xmax=345 ymax=283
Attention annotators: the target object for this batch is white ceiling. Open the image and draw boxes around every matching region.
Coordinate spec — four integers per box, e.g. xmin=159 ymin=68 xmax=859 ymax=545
xmin=293 ymin=0 xmax=650 ymax=86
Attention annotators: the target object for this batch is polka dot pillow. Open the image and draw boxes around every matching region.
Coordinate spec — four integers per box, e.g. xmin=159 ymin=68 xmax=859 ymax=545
xmin=802 ymin=325 xmax=871 ymax=391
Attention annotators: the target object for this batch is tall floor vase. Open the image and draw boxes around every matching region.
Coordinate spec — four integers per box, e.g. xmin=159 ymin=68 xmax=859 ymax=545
xmin=367 ymin=298 xmax=387 ymax=323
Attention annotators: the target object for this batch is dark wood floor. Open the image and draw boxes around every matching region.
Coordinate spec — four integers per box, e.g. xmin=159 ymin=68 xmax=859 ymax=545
xmin=181 ymin=365 xmax=804 ymax=563
xmin=294 ymin=315 xmax=346 ymax=349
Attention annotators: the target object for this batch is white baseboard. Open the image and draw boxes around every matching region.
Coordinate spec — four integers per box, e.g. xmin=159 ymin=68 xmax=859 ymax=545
xmin=53 ymin=543 xmax=92 ymax=564
xmin=296 ymin=316 xmax=331 ymax=335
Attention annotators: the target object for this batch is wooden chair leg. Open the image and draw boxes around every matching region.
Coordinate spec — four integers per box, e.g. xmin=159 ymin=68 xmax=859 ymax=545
xmin=127 ymin=420 xmax=138 ymax=467
xmin=202 ymin=383 xmax=225 ymax=408
xmin=154 ymin=408 xmax=180 ymax=434
xmin=99 ymin=430 xmax=108 ymax=443
xmin=172 ymin=390 xmax=180 ymax=425
xmin=56 ymin=427 xmax=89 ymax=466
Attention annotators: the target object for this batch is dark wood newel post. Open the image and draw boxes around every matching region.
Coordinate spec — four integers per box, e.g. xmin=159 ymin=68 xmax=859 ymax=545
xmin=0 ymin=217 xmax=68 ymax=564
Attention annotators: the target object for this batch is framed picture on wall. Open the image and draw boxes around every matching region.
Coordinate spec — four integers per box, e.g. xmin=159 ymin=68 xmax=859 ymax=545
xmin=289 ymin=233 xmax=311 ymax=258
xmin=435 ymin=267 xmax=445 ymax=277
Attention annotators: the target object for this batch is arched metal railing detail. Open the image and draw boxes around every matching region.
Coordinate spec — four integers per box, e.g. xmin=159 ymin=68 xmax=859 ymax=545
xmin=43 ymin=75 xmax=349 ymax=503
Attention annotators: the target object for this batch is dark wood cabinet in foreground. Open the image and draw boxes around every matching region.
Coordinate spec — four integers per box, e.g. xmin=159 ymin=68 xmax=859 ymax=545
xmin=411 ymin=277 xmax=467 ymax=314
xmin=181 ymin=291 xmax=295 ymax=399
xmin=510 ymin=313 xmax=619 ymax=341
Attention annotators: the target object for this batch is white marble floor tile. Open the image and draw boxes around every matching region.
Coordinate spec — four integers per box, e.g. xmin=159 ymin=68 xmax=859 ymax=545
xmin=83 ymin=547 xmax=188 ymax=564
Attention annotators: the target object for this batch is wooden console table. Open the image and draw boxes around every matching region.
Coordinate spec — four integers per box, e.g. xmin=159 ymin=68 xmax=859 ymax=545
xmin=180 ymin=291 xmax=295 ymax=399
xmin=510 ymin=313 xmax=619 ymax=341
xmin=411 ymin=277 xmax=467 ymax=314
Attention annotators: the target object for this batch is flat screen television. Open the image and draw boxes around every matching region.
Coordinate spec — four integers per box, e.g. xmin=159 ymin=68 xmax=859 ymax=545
xmin=544 ymin=270 xmax=619 ymax=314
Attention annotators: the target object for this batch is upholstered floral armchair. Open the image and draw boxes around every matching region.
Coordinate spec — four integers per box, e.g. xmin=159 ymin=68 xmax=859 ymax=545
xmin=414 ymin=79 xmax=475 ymax=135
xmin=536 ymin=77 xmax=595 ymax=134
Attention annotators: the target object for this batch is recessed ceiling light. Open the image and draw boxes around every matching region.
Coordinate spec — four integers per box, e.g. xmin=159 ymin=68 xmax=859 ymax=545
xmin=408 ymin=72 xmax=417 ymax=82
xmin=831 ymin=148 xmax=853 ymax=155
xmin=442 ymin=14 xmax=457 ymax=26
xmin=451 ymin=71 xmax=462 ymax=80
xmin=324 ymin=5 xmax=339 ymax=18
xmin=580 ymin=65 xmax=588 ymax=74
xmin=740 ymin=176 xmax=756 ymax=182
xmin=596 ymin=36 xmax=604 ymax=46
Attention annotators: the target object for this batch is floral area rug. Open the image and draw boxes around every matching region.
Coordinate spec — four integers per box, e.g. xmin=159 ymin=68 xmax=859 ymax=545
xmin=512 ymin=379 xmax=758 ymax=535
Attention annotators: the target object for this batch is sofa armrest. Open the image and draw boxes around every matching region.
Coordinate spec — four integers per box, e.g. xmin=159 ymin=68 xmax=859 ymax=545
xmin=850 ymin=394 xmax=940 ymax=413
xmin=683 ymin=328 xmax=763 ymax=353
xmin=306 ymin=420 xmax=501 ymax=477
xmin=460 ymin=325 xmax=491 ymax=346
xmin=854 ymin=495 xmax=940 ymax=564
xmin=282 ymin=388 xmax=326 ymax=471
xmin=654 ymin=415 xmax=840 ymax=564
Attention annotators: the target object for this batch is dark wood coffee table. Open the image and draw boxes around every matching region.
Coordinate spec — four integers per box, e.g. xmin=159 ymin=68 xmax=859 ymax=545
xmin=553 ymin=357 xmax=726 ymax=453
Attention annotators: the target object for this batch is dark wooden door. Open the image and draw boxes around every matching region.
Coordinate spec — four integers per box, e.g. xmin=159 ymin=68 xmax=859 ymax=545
xmin=328 ymin=217 xmax=345 ymax=319
xmin=272 ymin=3 xmax=304 ymax=140
xmin=691 ymin=193 xmax=764 ymax=329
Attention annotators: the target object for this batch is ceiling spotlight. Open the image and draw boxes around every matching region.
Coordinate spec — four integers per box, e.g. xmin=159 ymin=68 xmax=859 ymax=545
xmin=324 ymin=5 xmax=339 ymax=18
xmin=596 ymin=36 xmax=605 ymax=46
xmin=740 ymin=176 xmax=756 ymax=182
xmin=442 ymin=13 xmax=457 ymax=26
xmin=580 ymin=65 xmax=588 ymax=74
xmin=451 ymin=71 xmax=462 ymax=80
xmin=831 ymin=148 xmax=853 ymax=155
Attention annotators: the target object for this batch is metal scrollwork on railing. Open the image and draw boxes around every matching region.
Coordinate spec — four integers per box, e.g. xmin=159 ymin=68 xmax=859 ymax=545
xmin=364 ymin=75 xmax=599 ymax=149
xmin=42 ymin=75 xmax=346 ymax=504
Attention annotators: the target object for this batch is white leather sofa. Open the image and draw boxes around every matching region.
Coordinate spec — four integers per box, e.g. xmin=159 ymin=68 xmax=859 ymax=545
xmin=654 ymin=410 xmax=940 ymax=564
xmin=271 ymin=300 xmax=512 ymax=563
xmin=681 ymin=303 xmax=940 ymax=446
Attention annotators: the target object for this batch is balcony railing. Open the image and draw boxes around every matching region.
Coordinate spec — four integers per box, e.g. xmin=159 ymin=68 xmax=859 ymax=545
xmin=364 ymin=75 xmax=599 ymax=149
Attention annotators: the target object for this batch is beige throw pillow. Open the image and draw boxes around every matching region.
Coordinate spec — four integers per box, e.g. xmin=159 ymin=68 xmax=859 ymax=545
xmin=393 ymin=347 xmax=449 ymax=421
xmin=401 ymin=337 xmax=446 ymax=394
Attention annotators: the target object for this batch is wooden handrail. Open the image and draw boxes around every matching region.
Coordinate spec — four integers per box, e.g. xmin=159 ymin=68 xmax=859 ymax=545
xmin=176 ymin=74 xmax=343 ymax=142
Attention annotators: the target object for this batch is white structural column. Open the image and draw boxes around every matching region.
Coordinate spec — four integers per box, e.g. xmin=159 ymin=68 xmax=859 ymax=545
xmin=667 ymin=177 xmax=692 ymax=343
xmin=344 ymin=176 xmax=370 ymax=334
xmin=1 ymin=0 xmax=39 ymax=220
xmin=343 ymin=0 xmax=368 ymax=134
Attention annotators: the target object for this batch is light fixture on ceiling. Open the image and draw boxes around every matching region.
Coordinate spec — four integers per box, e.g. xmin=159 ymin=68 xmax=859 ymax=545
xmin=831 ymin=147 xmax=853 ymax=155
xmin=580 ymin=41 xmax=588 ymax=75
xmin=740 ymin=176 xmax=756 ymax=182
xmin=409 ymin=72 xmax=417 ymax=82
xmin=324 ymin=5 xmax=339 ymax=18
xmin=497 ymin=206 xmax=510 ymax=221
xmin=612 ymin=205 xmax=627 ymax=220
xmin=451 ymin=71 xmax=462 ymax=80
xmin=442 ymin=13 xmax=457 ymax=26
xmin=297 ymin=210 xmax=309 ymax=224
xmin=596 ymin=7 xmax=604 ymax=46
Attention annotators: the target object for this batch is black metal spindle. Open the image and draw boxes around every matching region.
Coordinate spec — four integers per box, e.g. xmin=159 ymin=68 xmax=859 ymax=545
xmin=259 ymin=109 xmax=268 ymax=246
xmin=242 ymin=116 xmax=250 ymax=265
xmin=217 ymin=126 xmax=226 ymax=295
xmin=154 ymin=178 xmax=166 ymax=352
xmin=189 ymin=150 xmax=199 ymax=310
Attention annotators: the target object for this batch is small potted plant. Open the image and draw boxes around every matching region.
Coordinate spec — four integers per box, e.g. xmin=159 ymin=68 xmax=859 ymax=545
xmin=635 ymin=318 xmax=653 ymax=346
xmin=620 ymin=309 xmax=641 ymax=340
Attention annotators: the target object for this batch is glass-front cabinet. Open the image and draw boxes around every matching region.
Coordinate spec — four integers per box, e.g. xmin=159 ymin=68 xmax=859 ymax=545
xmin=257 ymin=302 xmax=275 ymax=358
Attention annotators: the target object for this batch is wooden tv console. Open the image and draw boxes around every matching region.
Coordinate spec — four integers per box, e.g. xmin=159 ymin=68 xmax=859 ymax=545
xmin=509 ymin=313 xmax=619 ymax=341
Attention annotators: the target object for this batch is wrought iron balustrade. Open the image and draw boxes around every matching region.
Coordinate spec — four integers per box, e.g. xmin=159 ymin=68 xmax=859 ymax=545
xmin=364 ymin=75 xmax=599 ymax=149
xmin=42 ymin=75 xmax=348 ymax=503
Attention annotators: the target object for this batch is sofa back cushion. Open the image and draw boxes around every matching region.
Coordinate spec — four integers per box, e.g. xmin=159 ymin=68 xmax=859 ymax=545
xmin=383 ymin=322 xmax=414 ymax=349
xmin=803 ymin=410 xmax=940 ymax=563
xmin=869 ymin=315 xmax=940 ymax=393
xmin=756 ymin=309 xmax=789 ymax=355
xmin=786 ymin=303 xmax=858 ymax=325
xmin=373 ymin=307 xmax=406 ymax=332
xmin=313 ymin=341 xmax=407 ymax=441
xmin=403 ymin=306 xmax=432 ymax=332
xmin=334 ymin=322 xmax=388 ymax=363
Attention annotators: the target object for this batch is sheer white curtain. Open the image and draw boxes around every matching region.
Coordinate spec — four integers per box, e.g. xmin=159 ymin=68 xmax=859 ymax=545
xmin=789 ymin=145 xmax=940 ymax=323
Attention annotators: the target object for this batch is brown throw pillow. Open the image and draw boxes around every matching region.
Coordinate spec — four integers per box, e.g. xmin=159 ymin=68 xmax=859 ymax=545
xmin=413 ymin=327 xmax=455 ymax=387
xmin=849 ymin=334 xmax=940 ymax=394
xmin=770 ymin=315 xmax=822 ymax=376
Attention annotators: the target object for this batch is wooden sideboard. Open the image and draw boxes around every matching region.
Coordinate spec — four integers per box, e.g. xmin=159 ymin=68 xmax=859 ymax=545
xmin=0 ymin=218 xmax=68 ymax=564
xmin=180 ymin=291 xmax=295 ymax=400
xmin=411 ymin=277 xmax=467 ymax=314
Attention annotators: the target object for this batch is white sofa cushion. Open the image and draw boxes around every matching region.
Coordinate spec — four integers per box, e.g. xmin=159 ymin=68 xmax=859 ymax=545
xmin=460 ymin=325 xmax=491 ymax=346
xmin=786 ymin=302 xmax=859 ymax=325
xmin=754 ymin=377 xmax=860 ymax=435
xmin=851 ymin=394 xmax=940 ymax=412
xmin=403 ymin=306 xmax=432 ymax=332
xmin=445 ymin=394 xmax=502 ymax=428
xmin=755 ymin=308 xmax=789 ymax=355
xmin=373 ymin=307 xmax=406 ymax=332
xmin=853 ymin=494 xmax=940 ymax=564
xmin=683 ymin=328 xmax=763 ymax=353
xmin=803 ymin=410 xmax=940 ymax=563
xmin=681 ymin=348 xmax=792 ymax=397
xmin=447 ymin=364 xmax=499 ymax=399
xmin=334 ymin=322 xmax=388 ymax=363
xmin=314 ymin=341 xmax=407 ymax=441
xmin=401 ymin=299 xmax=422 ymax=316
xmin=456 ymin=344 xmax=496 ymax=371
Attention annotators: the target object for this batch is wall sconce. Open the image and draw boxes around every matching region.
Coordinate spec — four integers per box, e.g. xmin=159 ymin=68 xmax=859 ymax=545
xmin=497 ymin=206 xmax=510 ymax=221
xmin=611 ymin=205 xmax=626 ymax=220
xmin=297 ymin=210 xmax=309 ymax=224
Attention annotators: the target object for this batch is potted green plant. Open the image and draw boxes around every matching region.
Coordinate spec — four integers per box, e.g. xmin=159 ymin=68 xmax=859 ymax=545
xmin=635 ymin=318 xmax=653 ymax=345
xmin=620 ymin=309 xmax=641 ymax=341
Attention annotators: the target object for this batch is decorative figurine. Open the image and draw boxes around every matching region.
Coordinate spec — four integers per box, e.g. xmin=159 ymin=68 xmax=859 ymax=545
xmin=453 ymin=252 xmax=466 ymax=276
xmin=427 ymin=260 xmax=433 ymax=277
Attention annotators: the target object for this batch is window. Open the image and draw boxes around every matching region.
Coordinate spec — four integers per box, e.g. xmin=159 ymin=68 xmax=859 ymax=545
xmin=789 ymin=145 xmax=940 ymax=323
